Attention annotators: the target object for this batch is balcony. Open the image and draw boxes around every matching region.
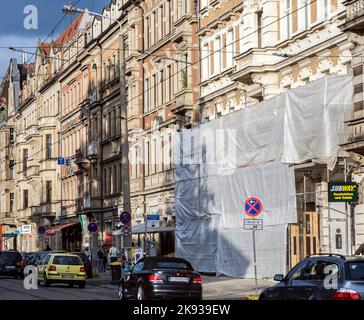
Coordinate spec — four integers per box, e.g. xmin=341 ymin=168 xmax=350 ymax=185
xmin=342 ymin=0 xmax=364 ymax=31
xmin=86 ymin=142 xmax=98 ymax=159
xmin=40 ymin=203 xmax=57 ymax=219
xmin=74 ymin=148 xmax=90 ymax=169
xmin=341 ymin=134 xmax=364 ymax=155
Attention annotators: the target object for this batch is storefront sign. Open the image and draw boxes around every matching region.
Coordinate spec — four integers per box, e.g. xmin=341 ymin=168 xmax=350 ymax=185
xmin=20 ymin=225 xmax=32 ymax=235
xmin=328 ymin=182 xmax=358 ymax=202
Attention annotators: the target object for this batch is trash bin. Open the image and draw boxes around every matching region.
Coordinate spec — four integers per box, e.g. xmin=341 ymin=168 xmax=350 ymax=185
xmin=110 ymin=262 xmax=122 ymax=285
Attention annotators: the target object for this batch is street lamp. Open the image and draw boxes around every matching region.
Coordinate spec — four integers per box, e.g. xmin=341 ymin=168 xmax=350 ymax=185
xmin=63 ymin=6 xmax=132 ymax=250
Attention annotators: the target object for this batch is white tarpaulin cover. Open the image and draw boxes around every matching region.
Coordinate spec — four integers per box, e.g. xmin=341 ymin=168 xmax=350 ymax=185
xmin=175 ymin=76 xmax=353 ymax=278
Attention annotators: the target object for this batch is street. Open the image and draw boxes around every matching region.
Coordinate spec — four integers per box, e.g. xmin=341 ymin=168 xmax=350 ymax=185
xmin=0 ymin=276 xmax=117 ymax=300
xmin=0 ymin=273 xmax=275 ymax=300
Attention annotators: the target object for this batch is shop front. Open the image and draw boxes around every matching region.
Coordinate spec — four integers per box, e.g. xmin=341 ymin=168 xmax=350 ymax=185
xmin=45 ymin=222 xmax=82 ymax=251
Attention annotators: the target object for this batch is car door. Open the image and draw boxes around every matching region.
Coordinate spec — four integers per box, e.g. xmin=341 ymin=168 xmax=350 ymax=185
xmin=284 ymin=260 xmax=314 ymax=300
xmin=125 ymin=261 xmax=144 ymax=298
xmin=285 ymin=259 xmax=339 ymax=300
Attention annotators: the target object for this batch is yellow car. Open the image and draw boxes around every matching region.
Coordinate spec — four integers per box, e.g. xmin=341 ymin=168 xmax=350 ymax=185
xmin=37 ymin=253 xmax=87 ymax=288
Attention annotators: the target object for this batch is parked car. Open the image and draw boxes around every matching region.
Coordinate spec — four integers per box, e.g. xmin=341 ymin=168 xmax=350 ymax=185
xmin=72 ymin=252 xmax=93 ymax=279
xmin=33 ymin=252 xmax=47 ymax=266
xmin=118 ymin=257 xmax=202 ymax=300
xmin=37 ymin=253 xmax=87 ymax=288
xmin=259 ymin=254 xmax=364 ymax=300
xmin=0 ymin=250 xmax=25 ymax=279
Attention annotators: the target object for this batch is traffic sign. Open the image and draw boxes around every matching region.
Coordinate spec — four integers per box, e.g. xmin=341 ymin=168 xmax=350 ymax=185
xmin=20 ymin=225 xmax=32 ymax=235
xmin=2 ymin=233 xmax=17 ymax=238
xmin=146 ymin=215 xmax=160 ymax=228
xmin=119 ymin=211 xmax=131 ymax=225
xmin=244 ymin=219 xmax=263 ymax=230
xmin=87 ymin=223 xmax=98 ymax=233
xmin=244 ymin=197 xmax=263 ymax=217
xmin=38 ymin=226 xmax=46 ymax=234
xmin=120 ymin=226 xmax=131 ymax=237
xmin=57 ymin=157 xmax=65 ymax=165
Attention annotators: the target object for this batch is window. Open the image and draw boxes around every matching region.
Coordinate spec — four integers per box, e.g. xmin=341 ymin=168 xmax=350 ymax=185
xmin=336 ymin=233 xmax=343 ymax=249
xmin=160 ymin=70 xmax=164 ymax=105
xmin=293 ymin=236 xmax=297 ymax=255
xmin=46 ymin=134 xmax=52 ymax=159
xmin=226 ymin=30 xmax=234 ymax=69
xmin=153 ymin=75 xmax=157 ymax=109
xmin=201 ymin=43 xmax=210 ymax=81
xmin=45 ymin=181 xmax=52 ymax=204
xmin=345 ymin=262 xmax=364 ymax=280
xmin=9 ymin=128 xmax=14 ymax=144
xmin=9 ymin=193 xmax=14 ymax=212
xmin=167 ymin=65 xmax=172 ymax=101
xmin=317 ymin=0 xmax=329 ymax=21
xmin=23 ymin=190 xmax=29 ymax=209
xmin=306 ymin=238 xmax=311 ymax=256
xmin=298 ymin=0 xmax=311 ymax=31
xmin=214 ymin=37 xmax=222 ymax=74
xmin=23 ymin=149 xmax=28 ymax=175
xmin=132 ymin=261 xmax=144 ymax=273
xmin=9 ymin=160 xmax=14 ymax=179
xmin=280 ymin=0 xmax=291 ymax=40
xmin=144 ymin=78 xmax=150 ymax=112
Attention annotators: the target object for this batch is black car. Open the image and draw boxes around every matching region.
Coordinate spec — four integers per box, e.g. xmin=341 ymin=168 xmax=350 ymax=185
xmin=260 ymin=254 xmax=364 ymax=300
xmin=72 ymin=252 xmax=93 ymax=279
xmin=0 ymin=251 xmax=24 ymax=279
xmin=118 ymin=257 xmax=202 ymax=300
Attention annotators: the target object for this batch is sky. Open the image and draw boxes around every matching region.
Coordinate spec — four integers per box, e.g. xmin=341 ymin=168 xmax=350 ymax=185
xmin=0 ymin=0 xmax=110 ymax=77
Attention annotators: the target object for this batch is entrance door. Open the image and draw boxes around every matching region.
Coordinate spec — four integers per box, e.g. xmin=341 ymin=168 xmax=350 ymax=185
xmin=289 ymin=211 xmax=319 ymax=269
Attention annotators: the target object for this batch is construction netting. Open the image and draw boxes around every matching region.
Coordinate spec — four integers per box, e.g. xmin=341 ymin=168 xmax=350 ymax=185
xmin=174 ymin=75 xmax=353 ymax=278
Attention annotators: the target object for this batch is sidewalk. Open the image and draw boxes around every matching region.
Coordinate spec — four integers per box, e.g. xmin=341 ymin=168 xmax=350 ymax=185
xmin=201 ymin=276 xmax=275 ymax=300
xmin=95 ymin=272 xmax=275 ymax=300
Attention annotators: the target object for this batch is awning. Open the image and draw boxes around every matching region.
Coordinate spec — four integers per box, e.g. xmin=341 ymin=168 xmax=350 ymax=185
xmin=112 ymin=224 xmax=175 ymax=236
xmin=46 ymin=222 xmax=79 ymax=236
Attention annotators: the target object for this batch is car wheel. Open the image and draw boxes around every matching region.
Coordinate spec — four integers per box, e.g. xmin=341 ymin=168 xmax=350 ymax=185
xmin=44 ymin=273 xmax=50 ymax=287
xmin=79 ymin=281 xmax=86 ymax=289
xmin=118 ymin=283 xmax=126 ymax=300
xmin=137 ymin=285 xmax=145 ymax=300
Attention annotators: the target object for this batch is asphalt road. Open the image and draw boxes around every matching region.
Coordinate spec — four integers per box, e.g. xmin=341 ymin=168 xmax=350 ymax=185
xmin=0 ymin=276 xmax=118 ymax=300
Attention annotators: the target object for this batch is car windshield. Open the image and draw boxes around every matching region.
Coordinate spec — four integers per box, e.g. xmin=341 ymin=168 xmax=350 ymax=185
xmin=52 ymin=256 xmax=82 ymax=266
xmin=153 ymin=260 xmax=192 ymax=270
xmin=0 ymin=252 xmax=20 ymax=263
xmin=345 ymin=261 xmax=364 ymax=280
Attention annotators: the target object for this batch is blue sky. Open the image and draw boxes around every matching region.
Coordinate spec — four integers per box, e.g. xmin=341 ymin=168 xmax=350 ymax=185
xmin=0 ymin=0 xmax=110 ymax=76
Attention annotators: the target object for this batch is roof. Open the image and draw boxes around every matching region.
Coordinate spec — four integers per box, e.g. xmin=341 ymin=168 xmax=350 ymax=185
xmin=55 ymin=13 xmax=84 ymax=46
xmin=40 ymin=42 xmax=51 ymax=55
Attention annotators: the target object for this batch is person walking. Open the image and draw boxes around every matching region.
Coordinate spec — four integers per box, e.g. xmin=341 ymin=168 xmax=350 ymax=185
xmin=108 ymin=245 xmax=119 ymax=263
xmin=97 ymin=246 xmax=105 ymax=272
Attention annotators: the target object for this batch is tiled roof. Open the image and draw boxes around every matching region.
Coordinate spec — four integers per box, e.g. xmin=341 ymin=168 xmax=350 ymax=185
xmin=55 ymin=13 xmax=84 ymax=46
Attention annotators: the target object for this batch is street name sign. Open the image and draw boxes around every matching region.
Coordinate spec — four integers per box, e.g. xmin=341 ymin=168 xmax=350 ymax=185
xmin=244 ymin=219 xmax=263 ymax=230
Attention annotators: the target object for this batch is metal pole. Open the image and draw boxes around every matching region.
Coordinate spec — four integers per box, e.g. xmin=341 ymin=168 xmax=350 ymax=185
xmin=344 ymin=158 xmax=349 ymax=255
xmin=252 ymin=229 xmax=258 ymax=294
xmin=119 ymin=26 xmax=132 ymax=250
xmin=327 ymin=167 xmax=332 ymax=252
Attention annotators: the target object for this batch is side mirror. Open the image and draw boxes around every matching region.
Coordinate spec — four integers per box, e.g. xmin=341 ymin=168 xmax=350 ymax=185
xmin=274 ymin=274 xmax=285 ymax=282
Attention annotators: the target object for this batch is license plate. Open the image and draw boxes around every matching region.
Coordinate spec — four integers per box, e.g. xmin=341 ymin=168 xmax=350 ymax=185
xmin=169 ymin=277 xmax=189 ymax=283
xmin=5 ymin=266 xmax=15 ymax=270
xmin=61 ymin=274 xmax=75 ymax=279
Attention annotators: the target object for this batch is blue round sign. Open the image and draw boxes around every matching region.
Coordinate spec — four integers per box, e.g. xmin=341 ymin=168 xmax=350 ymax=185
xmin=119 ymin=211 xmax=131 ymax=225
xmin=244 ymin=197 xmax=263 ymax=217
xmin=38 ymin=226 xmax=46 ymax=234
xmin=88 ymin=223 xmax=98 ymax=233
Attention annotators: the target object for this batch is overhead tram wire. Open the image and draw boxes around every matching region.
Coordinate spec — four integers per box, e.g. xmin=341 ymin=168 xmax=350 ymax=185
xmin=0 ymin=0 xmax=325 ymax=167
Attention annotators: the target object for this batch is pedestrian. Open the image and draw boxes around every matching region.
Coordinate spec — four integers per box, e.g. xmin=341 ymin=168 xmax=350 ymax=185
xmin=97 ymin=246 xmax=105 ymax=272
xmin=108 ymin=245 xmax=119 ymax=263
xmin=45 ymin=244 xmax=51 ymax=251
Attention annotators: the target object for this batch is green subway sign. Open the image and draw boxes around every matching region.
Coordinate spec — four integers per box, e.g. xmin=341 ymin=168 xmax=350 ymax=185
xmin=328 ymin=182 xmax=358 ymax=202
xmin=1 ymin=233 xmax=17 ymax=238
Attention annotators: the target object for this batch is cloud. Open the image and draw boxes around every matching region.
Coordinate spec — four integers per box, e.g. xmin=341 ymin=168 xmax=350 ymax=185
xmin=0 ymin=34 xmax=43 ymax=76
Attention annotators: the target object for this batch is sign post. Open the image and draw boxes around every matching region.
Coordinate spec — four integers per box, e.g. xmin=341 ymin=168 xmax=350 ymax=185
xmin=244 ymin=197 xmax=263 ymax=295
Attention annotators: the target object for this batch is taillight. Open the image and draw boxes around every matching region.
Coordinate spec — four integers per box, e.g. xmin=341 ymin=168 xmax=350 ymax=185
xmin=80 ymin=267 xmax=85 ymax=273
xmin=148 ymin=274 xmax=163 ymax=283
xmin=48 ymin=265 xmax=57 ymax=272
xmin=192 ymin=276 xmax=202 ymax=284
xmin=333 ymin=288 xmax=361 ymax=300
